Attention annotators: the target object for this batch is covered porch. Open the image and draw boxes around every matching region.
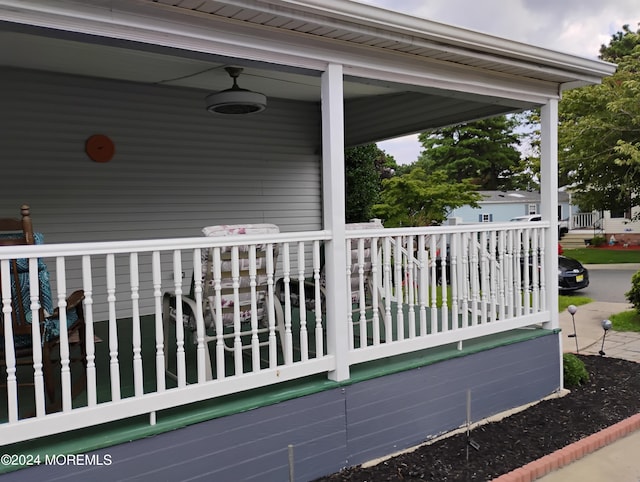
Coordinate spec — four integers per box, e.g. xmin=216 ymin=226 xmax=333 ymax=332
xmin=0 ymin=0 xmax=615 ymax=479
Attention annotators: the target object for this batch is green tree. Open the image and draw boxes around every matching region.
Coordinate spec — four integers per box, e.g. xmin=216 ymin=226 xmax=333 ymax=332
xmin=345 ymin=144 xmax=396 ymax=223
xmin=417 ymin=116 xmax=528 ymax=190
xmin=372 ymin=168 xmax=482 ymax=227
xmin=559 ymin=25 xmax=640 ymax=215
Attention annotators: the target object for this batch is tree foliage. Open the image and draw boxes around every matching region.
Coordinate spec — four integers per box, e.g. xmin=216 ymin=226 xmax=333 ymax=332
xmin=372 ymin=168 xmax=482 ymax=227
xmin=559 ymin=24 xmax=640 ymax=214
xmin=345 ymin=144 xmax=396 ymax=223
xmin=417 ymin=116 xmax=531 ymax=190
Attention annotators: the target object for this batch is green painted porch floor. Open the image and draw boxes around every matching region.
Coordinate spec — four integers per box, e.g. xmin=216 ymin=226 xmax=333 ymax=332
xmin=1 ymin=310 xmax=555 ymax=473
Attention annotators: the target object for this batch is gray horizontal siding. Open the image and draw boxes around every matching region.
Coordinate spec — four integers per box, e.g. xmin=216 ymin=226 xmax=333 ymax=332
xmin=1 ymin=67 xmax=322 ymax=319
xmin=1 ymin=67 xmax=322 ymax=240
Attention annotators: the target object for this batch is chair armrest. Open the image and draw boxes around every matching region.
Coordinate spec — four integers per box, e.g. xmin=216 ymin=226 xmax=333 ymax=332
xmin=49 ymin=290 xmax=84 ymax=317
xmin=66 ymin=290 xmax=85 ymax=310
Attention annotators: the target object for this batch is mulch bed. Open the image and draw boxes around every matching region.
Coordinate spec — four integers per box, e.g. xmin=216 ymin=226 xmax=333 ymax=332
xmin=314 ymin=355 xmax=640 ymax=481
xmin=591 ymin=244 xmax=640 ymax=250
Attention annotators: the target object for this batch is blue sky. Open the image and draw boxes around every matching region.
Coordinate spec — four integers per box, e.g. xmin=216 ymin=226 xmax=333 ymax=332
xmin=357 ymin=0 xmax=638 ymax=164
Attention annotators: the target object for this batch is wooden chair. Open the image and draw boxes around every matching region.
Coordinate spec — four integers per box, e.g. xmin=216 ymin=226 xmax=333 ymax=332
xmin=0 ymin=204 xmax=86 ymax=410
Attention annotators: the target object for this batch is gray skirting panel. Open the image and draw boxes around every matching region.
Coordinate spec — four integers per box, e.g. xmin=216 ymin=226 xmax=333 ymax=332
xmin=1 ymin=333 xmax=560 ymax=482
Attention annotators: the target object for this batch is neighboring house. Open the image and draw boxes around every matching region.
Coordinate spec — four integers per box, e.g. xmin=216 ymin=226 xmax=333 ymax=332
xmin=0 ymin=1 xmax=615 ymax=480
xmin=449 ymin=191 xmax=571 ymax=224
xmin=598 ymin=209 xmax=640 ymax=245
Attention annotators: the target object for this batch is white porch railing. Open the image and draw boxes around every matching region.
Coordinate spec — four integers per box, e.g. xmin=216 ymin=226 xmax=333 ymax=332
xmin=0 ymin=223 xmax=550 ymax=445
xmin=571 ymin=211 xmax=602 ymax=230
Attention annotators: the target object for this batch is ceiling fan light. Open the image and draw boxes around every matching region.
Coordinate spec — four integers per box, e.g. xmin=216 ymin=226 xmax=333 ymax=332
xmin=205 ymin=89 xmax=267 ymax=115
xmin=205 ymin=67 xmax=267 ymax=115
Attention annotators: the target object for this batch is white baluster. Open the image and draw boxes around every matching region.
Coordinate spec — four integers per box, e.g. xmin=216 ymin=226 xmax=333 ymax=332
xmin=470 ymin=234 xmax=479 ymax=326
xmin=313 ymin=240 xmax=323 ymax=356
xmin=298 ymin=242 xmax=308 ymax=361
xmin=480 ymin=231 xmax=489 ymax=325
xmin=418 ymin=235 xmax=427 ymax=336
xmin=266 ymin=244 xmax=278 ymax=367
xmin=346 ymin=239 xmax=354 ymax=349
xmin=358 ymin=238 xmax=367 ymax=346
xmin=514 ymin=230 xmax=523 ymax=316
xmin=532 ymin=228 xmax=540 ymax=312
xmin=105 ymin=254 xmax=120 ymax=401
xmin=55 ymin=257 xmax=72 ymax=411
xmin=1 ymin=260 xmax=19 ymax=422
xmin=450 ymin=233 xmax=459 ymax=330
xmin=383 ymin=237 xmax=392 ymax=340
xmin=231 ymin=246 xmax=242 ymax=375
xmin=151 ymin=251 xmax=164 ymax=392
xmin=211 ymin=248 xmax=223 ymax=381
xmin=249 ymin=245 xmax=260 ymax=371
xmin=439 ymin=235 xmax=449 ymax=329
xmin=523 ymin=228 xmax=531 ymax=314
xmin=282 ymin=243 xmax=293 ymax=364
xmin=370 ymin=237 xmax=380 ymax=345
xmin=506 ymin=230 xmax=514 ymax=319
xmin=172 ymin=250 xmax=186 ymax=387
xmin=539 ymin=231 xmax=547 ymax=311
xmin=406 ymin=236 xmax=415 ymax=338
xmin=429 ymin=235 xmax=438 ymax=334
xmin=489 ymin=230 xmax=498 ymax=322
xmin=191 ymin=248 xmax=208 ymax=382
xmin=497 ymin=231 xmax=506 ymax=321
xmin=82 ymin=256 xmax=97 ymax=406
xmin=460 ymin=233 xmax=469 ymax=328
xmin=394 ymin=236 xmax=404 ymax=340
xmin=28 ymin=259 xmax=46 ymax=415
xmin=129 ymin=253 xmax=144 ymax=395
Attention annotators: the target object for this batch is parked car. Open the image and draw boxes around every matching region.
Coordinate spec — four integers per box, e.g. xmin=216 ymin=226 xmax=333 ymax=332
xmin=510 ymin=214 xmax=569 ymax=237
xmin=558 ymin=255 xmax=589 ymax=292
xmin=510 ymin=214 xmax=542 ymax=222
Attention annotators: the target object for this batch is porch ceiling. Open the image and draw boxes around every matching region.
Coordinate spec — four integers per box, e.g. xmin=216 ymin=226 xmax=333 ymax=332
xmin=0 ymin=0 xmax=616 ymax=144
xmin=0 ymin=25 xmax=522 ymax=144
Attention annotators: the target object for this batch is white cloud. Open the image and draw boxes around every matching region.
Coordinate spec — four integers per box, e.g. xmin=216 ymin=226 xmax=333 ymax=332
xmin=361 ymin=0 xmax=638 ymax=58
xmin=359 ymin=0 xmax=638 ymax=164
xmin=378 ymin=135 xmax=421 ymax=165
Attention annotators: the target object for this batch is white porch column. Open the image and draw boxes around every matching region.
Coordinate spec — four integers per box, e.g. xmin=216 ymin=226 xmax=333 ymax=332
xmin=540 ymin=99 xmax=559 ymax=329
xmin=321 ymin=63 xmax=350 ymax=381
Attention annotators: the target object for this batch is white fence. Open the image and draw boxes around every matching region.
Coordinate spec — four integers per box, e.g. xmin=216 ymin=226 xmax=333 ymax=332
xmin=0 ymin=223 xmax=550 ymax=445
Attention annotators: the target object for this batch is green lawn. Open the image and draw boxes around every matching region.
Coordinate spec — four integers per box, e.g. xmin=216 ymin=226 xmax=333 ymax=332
xmin=558 ymin=295 xmax=592 ymax=313
xmin=610 ymin=310 xmax=640 ymax=332
xmin=562 ymin=248 xmax=640 ymax=264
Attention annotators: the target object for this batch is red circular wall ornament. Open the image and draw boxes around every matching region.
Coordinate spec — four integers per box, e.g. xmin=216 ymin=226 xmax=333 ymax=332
xmin=85 ymin=134 xmax=115 ymax=163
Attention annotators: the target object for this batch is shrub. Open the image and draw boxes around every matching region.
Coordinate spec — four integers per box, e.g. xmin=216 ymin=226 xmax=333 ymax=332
xmin=563 ymin=353 xmax=589 ymax=388
xmin=626 ymin=270 xmax=640 ymax=314
xmin=590 ymin=235 xmax=606 ymax=247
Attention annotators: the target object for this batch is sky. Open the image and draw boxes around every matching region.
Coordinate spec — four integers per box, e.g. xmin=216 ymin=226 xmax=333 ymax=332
xmin=358 ymin=0 xmax=639 ymax=165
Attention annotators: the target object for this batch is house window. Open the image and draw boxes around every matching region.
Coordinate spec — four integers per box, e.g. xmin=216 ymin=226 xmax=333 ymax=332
xmin=528 ymin=203 xmax=537 ymax=215
xmin=479 ymin=213 xmax=493 ymax=222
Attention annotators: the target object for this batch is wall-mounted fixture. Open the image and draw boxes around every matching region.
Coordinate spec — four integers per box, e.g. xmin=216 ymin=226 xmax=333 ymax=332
xmin=205 ymin=67 xmax=266 ymax=115
xmin=85 ymin=134 xmax=115 ymax=162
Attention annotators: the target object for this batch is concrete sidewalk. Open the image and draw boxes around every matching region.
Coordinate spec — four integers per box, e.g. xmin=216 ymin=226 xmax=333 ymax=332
xmin=558 ymin=300 xmax=640 ymax=359
xmin=537 ymin=301 xmax=640 ymax=482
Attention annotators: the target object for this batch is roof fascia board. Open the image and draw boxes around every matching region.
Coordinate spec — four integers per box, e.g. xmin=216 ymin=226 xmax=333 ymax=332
xmin=213 ymin=0 xmax=617 ymax=80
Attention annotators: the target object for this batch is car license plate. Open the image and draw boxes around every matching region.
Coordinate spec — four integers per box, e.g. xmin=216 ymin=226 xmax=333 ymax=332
xmin=576 ymin=274 xmax=583 ymax=282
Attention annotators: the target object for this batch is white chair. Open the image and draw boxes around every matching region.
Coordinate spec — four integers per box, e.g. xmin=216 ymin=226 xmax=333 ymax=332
xmin=163 ymin=224 xmax=283 ymax=381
